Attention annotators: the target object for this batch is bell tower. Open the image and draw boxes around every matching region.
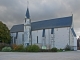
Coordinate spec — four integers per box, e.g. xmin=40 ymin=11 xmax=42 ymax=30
xmin=24 ymin=1 xmax=31 ymax=47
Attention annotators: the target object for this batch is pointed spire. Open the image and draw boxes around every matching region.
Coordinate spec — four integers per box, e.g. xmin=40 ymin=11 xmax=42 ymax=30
xmin=26 ymin=8 xmax=30 ymax=19
xmin=25 ymin=0 xmax=30 ymax=19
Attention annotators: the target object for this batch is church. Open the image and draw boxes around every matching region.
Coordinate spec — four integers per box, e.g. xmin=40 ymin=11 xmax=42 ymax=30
xmin=10 ymin=7 xmax=77 ymax=50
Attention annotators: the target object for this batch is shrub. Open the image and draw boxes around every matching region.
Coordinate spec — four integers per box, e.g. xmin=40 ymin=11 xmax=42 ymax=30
xmin=40 ymin=49 xmax=51 ymax=52
xmin=0 ymin=43 xmax=10 ymax=51
xmin=12 ymin=44 xmax=25 ymax=52
xmin=51 ymin=47 xmax=58 ymax=52
xmin=25 ymin=45 xmax=32 ymax=52
xmin=0 ymin=43 xmax=5 ymax=51
xmin=2 ymin=47 xmax=12 ymax=52
xmin=59 ymin=48 xmax=63 ymax=51
xmin=64 ymin=44 xmax=71 ymax=51
xmin=25 ymin=45 xmax=40 ymax=52
xmin=57 ymin=48 xmax=63 ymax=52
xmin=12 ymin=44 xmax=18 ymax=51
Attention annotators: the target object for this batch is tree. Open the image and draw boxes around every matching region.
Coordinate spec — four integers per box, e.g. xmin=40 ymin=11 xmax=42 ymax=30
xmin=0 ymin=21 xmax=11 ymax=44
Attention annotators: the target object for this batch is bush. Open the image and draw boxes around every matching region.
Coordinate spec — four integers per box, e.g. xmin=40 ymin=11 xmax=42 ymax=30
xmin=51 ymin=47 xmax=58 ymax=52
xmin=25 ymin=45 xmax=40 ymax=52
xmin=0 ymin=43 xmax=10 ymax=51
xmin=0 ymin=43 xmax=5 ymax=51
xmin=12 ymin=44 xmax=17 ymax=51
xmin=12 ymin=44 xmax=25 ymax=52
xmin=64 ymin=44 xmax=71 ymax=51
xmin=57 ymin=48 xmax=63 ymax=52
xmin=2 ymin=47 xmax=12 ymax=52
xmin=40 ymin=49 xmax=51 ymax=52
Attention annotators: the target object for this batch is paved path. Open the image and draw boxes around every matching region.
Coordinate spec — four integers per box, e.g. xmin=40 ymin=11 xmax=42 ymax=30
xmin=0 ymin=51 xmax=80 ymax=60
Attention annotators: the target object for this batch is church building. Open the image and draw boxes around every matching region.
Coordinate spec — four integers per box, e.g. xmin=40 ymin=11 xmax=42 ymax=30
xmin=10 ymin=7 xmax=77 ymax=50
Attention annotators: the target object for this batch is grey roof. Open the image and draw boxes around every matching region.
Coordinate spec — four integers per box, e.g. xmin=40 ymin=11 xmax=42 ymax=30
xmin=10 ymin=24 xmax=24 ymax=33
xmin=31 ymin=16 xmax=72 ymax=30
xmin=10 ymin=16 xmax=72 ymax=33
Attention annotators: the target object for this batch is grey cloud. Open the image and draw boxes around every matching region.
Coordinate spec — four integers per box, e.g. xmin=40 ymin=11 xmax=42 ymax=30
xmin=0 ymin=0 xmax=80 ymax=37
xmin=0 ymin=0 xmax=26 ymax=26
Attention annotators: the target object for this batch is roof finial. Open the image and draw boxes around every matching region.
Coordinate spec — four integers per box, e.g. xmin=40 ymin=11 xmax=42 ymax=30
xmin=27 ymin=0 xmax=29 ymax=8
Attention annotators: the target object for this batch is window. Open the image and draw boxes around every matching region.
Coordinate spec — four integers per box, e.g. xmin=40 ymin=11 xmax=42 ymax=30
xmin=51 ymin=28 xmax=54 ymax=34
xmin=42 ymin=29 xmax=45 ymax=37
xmin=27 ymin=43 xmax=29 ymax=46
xmin=37 ymin=36 xmax=38 ymax=44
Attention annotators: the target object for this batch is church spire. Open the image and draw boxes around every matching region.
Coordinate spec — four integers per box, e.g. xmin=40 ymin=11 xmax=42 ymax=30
xmin=25 ymin=1 xmax=30 ymax=19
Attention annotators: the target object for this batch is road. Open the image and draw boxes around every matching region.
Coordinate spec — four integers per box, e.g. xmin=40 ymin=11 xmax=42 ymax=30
xmin=0 ymin=51 xmax=80 ymax=60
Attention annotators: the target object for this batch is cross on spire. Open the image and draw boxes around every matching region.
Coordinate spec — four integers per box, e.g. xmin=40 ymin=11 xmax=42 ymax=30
xmin=27 ymin=0 xmax=29 ymax=8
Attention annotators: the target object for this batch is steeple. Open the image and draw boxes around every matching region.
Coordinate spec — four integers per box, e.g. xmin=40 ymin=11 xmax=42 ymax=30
xmin=26 ymin=7 xmax=30 ymax=19
xmin=25 ymin=1 xmax=30 ymax=19
xmin=24 ymin=0 xmax=31 ymax=47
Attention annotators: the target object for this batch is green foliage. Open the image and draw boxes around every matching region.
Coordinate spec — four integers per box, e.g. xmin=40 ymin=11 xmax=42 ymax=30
xmin=0 ymin=43 xmax=10 ymax=51
xmin=0 ymin=21 xmax=11 ymax=43
xmin=2 ymin=47 xmax=12 ymax=52
xmin=25 ymin=45 xmax=40 ymax=52
xmin=59 ymin=48 xmax=63 ymax=51
xmin=57 ymin=48 xmax=63 ymax=52
xmin=12 ymin=44 xmax=25 ymax=52
xmin=64 ymin=44 xmax=71 ymax=51
xmin=51 ymin=47 xmax=58 ymax=52
xmin=0 ymin=43 xmax=5 ymax=51
xmin=40 ymin=49 xmax=51 ymax=52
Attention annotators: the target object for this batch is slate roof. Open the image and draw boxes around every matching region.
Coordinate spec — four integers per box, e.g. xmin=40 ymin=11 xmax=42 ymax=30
xmin=31 ymin=16 xmax=72 ymax=30
xmin=10 ymin=16 xmax=72 ymax=33
xmin=10 ymin=24 xmax=24 ymax=32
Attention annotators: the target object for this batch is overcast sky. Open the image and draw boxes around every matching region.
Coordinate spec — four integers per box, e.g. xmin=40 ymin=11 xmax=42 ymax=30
xmin=0 ymin=0 xmax=80 ymax=38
